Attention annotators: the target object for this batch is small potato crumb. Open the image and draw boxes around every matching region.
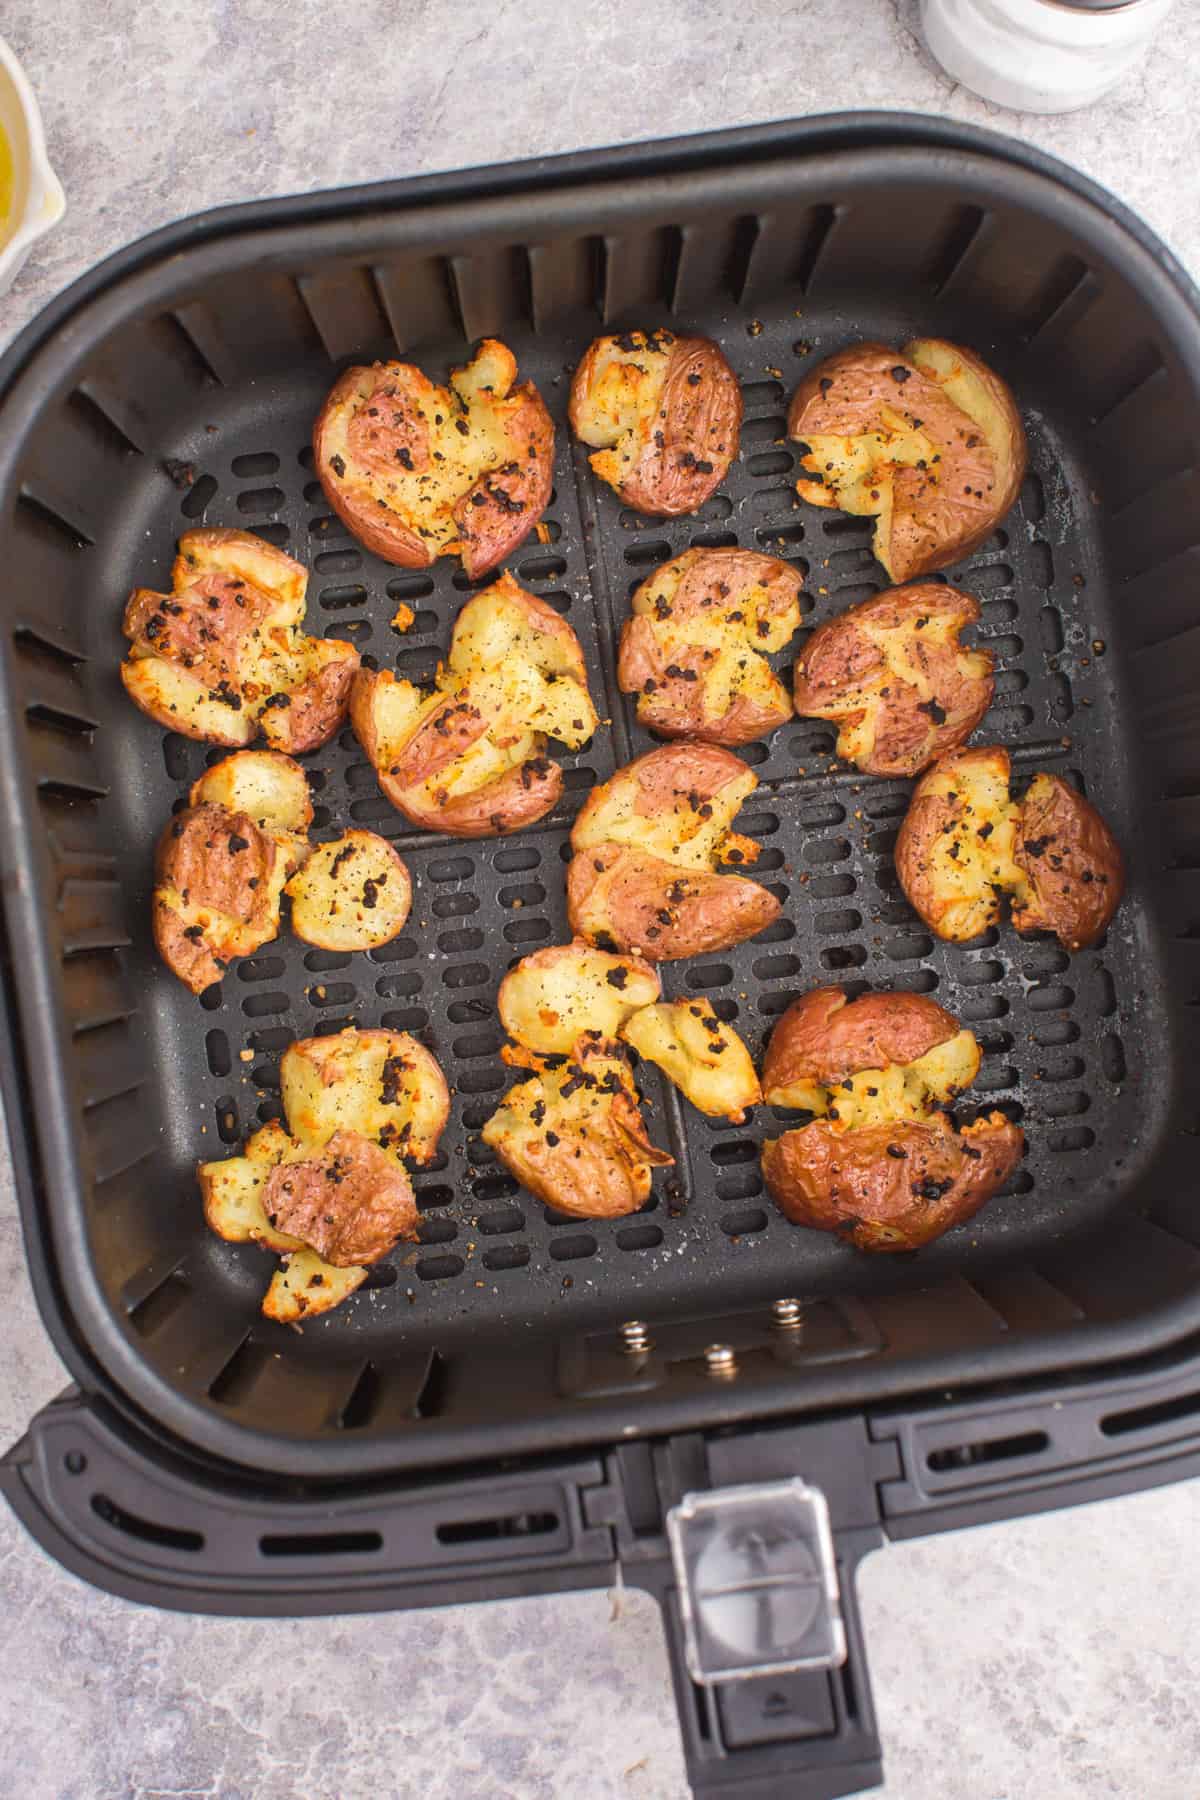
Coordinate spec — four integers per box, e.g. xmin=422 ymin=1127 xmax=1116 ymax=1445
xmin=391 ymin=602 xmax=415 ymax=632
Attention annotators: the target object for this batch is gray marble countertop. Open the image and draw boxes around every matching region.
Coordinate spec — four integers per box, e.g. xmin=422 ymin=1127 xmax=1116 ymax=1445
xmin=2 ymin=3 xmax=1198 ymax=1796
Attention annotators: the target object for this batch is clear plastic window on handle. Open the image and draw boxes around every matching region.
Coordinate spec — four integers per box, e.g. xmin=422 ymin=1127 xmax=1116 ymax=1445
xmin=666 ymin=1478 xmax=846 ymax=1686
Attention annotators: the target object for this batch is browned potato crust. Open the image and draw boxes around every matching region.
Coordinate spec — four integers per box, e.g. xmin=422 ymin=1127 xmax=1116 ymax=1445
xmin=568 ymin=743 xmax=780 ymax=960
xmin=285 ymin=831 xmax=413 ymax=952
xmin=312 ymin=339 xmax=553 ymax=577
xmin=350 ymin=571 xmax=597 ymax=838
xmin=482 ymin=1036 xmax=672 ymax=1219
xmin=788 ymin=338 xmax=1026 ymax=582
xmin=153 ymin=801 xmax=303 ymax=993
xmin=122 ymin=528 xmax=358 ymax=750
xmin=281 ymin=1028 xmax=450 ymax=1166
xmin=792 ymin=583 xmax=993 ymax=776
xmin=1012 ymin=772 xmax=1125 ymax=948
xmin=189 ymin=750 xmax=313 ymax=837
xmin=895 ymin=746 xmax=1124 ymax=950
xmin=261 ymin=1130 xmax=418 ymax=1267
xmin=497 ymin=942 xmax=661 ymax=1056
xmin=762 ymin=1113 xmax=1024 ymax=1252
xmin=620 ymin=1001 xmax=761 ymax=1123
xmin=618 ymin=548 xmax=802 ymax=746
xmin=199 ymin=1025 xmax=451 ymax=1322
xmin=761 ymin=986 xmax=962 ymax=1102
xmin=760 ymin=984 xmax=1023 ymax=1251
xmin=569 ymin=330 xmax=742 ymax=517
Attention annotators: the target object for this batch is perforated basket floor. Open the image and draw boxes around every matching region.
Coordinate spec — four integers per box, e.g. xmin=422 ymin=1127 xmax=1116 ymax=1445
xmin=8 ymin=120 xmax=1200 ymax=1473
xmin=107 ymin=317 xmax=1145 ymax=1366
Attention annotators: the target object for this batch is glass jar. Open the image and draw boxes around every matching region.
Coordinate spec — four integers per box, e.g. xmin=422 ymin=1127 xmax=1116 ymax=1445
xmin=920 ymin=0 xmax=1176 ymax=113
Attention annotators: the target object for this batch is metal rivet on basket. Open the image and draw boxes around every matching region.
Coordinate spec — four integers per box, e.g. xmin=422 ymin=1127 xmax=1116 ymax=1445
xmin=620 ymin=1319 xmax=652 ymax=1355
xmin=704 ymin=1344 xmax=737 ymax=1378
xmin=770 ymin=1297 xmax=804 ymax=1331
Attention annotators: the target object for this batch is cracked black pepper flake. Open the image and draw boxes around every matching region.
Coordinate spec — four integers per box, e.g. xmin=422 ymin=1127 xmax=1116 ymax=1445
xmin=918 ymin=698 xmax=947 ymax=725
xmin=544 ymin=1130 xmax=560 ymax=1147
xmin=886 ymin=1144 xmax=907 ymax=1160
xmin=605 ymin=968 xmax=628 ymax=990
xmin=227 ymin=833 xmax=250 ymax=854
xmin=1023 ymin=835 xmax=1051 ymax=858
xmin=329 ymin=453 xmax=346 ymax=478
xmin=891 ymin=365 xmax=911 ymax=384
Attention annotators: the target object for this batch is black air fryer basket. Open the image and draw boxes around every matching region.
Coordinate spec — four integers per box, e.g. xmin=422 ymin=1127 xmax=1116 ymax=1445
xmin=4 ymin=113 xmax=1200 ymax=1798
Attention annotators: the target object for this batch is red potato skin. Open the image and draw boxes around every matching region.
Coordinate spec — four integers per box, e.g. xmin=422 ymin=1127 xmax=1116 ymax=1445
xmin=314 ymin=365 xmax=431 ymax=567
xmin=452 ymin=385 xmax=555 ymax=578
xmin=788 ymin=341 xmax=1026 ymax=581
xmin=348 ymin=669 xmax=563 ymax=839
xmin=124 ymin=572 xmax=274 ymax=691
xmin=313 ymin=361 xmax=554 ymax=577
xmin=569 ymin=742 xmax=777 ymax=959
xmin=153 ymin=804 xmax=283 ymax=994
xmin=264 ymin=644 xmax=359 ymax=755
xmin=762 ymin=1112 xmax=1024 ymax=1251
xmin=123 ymin=529 xmax=357 ymax=749
xmin=572 ymin=741 xmax=755 ymax=840
xmin=567 ymin=842 xmax=780 ymax=962
xmin=792 ymin=584 xmax=993 ymax=777
xmin=1012 ymin=774 xmax=1125 ymax=949
xmin=262 ymin=1129 xmax=419 ymax=1266
xmin=761 ymin=986 xmax=961 ymax=1099
xmin=895 ymin=749 xmax=1125 ymax=950
xmin=618 ymin=549 xmax=802 ymax=746
xmin=570 ymin=334 xmax=742 ymax=517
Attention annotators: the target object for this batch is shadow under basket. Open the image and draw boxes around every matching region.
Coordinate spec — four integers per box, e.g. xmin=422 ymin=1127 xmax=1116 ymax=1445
xmin=3 ymin=119 xmax=1200 ymax=1794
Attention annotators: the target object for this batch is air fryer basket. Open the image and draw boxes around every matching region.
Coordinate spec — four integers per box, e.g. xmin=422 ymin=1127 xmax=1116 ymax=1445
xmin=4 ymin=112 xmax=1200 ymax=1472
xmin=3 ymin=111 xmax=1200 ymax=1800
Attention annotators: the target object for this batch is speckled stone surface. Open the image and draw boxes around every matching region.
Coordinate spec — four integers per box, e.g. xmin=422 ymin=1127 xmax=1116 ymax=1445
xmin=1 ymin=4 xmax=1198 ymax=1796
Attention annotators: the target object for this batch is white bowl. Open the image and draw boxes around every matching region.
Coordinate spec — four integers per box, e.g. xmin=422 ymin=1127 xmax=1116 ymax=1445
xmin=0 ymin=35 xmax=64 ymax=298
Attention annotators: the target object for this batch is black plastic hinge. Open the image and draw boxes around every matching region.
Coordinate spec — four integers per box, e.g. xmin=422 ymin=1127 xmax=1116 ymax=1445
xmin=869 ymin=1348 xmax=1200 ymax=1538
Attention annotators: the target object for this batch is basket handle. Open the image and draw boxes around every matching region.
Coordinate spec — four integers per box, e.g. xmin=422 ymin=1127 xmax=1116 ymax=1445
xmin=628 ymin=1527 xmax=882 ymax=1800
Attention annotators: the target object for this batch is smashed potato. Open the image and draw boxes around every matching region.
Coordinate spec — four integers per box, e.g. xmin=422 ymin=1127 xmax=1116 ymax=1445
xmin=792 ymin=583 xmax=993 ymax=776
xmin=280 ymin=1028 xmax=449 ymax=1165
xmin=568 ymin=743 xmax=780 ymax=960
xmin=122 ymin=529 xmax=358 ymax=750
xmin=482 ymin=1036 xmax=672 ymax=1219
xmin=788 ymin=338 xmax=1026 ymax=581
xmin=153 ymin=801 xmax=304 ymax=993
xmin=313 ymin=339 xmax=553 ymax=577
xmin=350 ymin=571 xmax=597 ymax=837
xmin=620 ymin=1002 xmax=761 ymax=1123
xmin=498 ymin=942 xmax=660 ymax=1057
xmin=618 ymin=548 xmax=802 ymax=745
xmin=200 ymin=1026 xmax=449 ymax=1323
xmin=285 ymin=831 xmax=413 ymax=952
xmin=895 ymin=745 xmax=1124 ymax=949
xmin=569 ymin=329 xmax=742 ymax=516
xmin=760 ymin=987 xmax=1023 ymax=1251
xmin=190 ymin=749 xmax=313 ymax=841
